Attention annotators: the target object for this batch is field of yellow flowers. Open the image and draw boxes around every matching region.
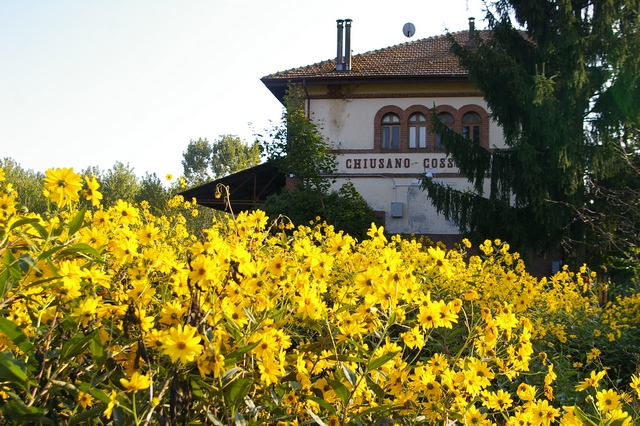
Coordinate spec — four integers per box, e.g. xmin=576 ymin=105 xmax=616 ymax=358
xmin=0 ymin=166 xmax=639 ymax=425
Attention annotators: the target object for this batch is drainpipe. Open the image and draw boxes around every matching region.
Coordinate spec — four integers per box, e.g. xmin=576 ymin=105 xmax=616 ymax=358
xmin=303 ymin=79 xmax=311 ymax=119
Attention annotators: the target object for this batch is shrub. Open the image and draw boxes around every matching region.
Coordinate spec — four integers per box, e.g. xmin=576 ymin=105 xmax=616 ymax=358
xmin=0 ymin=167 xmax=638 ymax=425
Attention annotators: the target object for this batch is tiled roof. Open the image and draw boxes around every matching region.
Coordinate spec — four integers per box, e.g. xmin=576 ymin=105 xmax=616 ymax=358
xmin=262 ymin=30 xmax=484 ymax=81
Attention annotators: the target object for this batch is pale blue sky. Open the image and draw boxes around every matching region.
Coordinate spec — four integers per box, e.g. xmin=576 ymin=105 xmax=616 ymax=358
xmin=1 ymin=0 xmax=485 ymax=178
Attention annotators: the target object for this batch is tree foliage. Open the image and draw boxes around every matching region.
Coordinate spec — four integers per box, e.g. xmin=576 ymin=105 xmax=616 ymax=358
xmin=263 ymin=182 xmax=376 ymax=240
xmin=421 ymin=0 xmax=640 ymax=274
xmin=136 ymin=172 xmax=169 ymax=212
xmin=261 ymin=84 xmax=337 ymax=194
xmin=259 ymin=85 xmax=375 ymax=238
xmin=0 ymin=158 xmax=46 ymax=214
xmin=181 ymin=135 xmax=261 ymax=186
xmin=99 ymin=161 xmax=141 ymax=206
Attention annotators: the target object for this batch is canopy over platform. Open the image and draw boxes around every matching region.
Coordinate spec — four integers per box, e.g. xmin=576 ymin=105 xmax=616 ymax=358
xmin=179 ymin=162 xmax=285 ymax=212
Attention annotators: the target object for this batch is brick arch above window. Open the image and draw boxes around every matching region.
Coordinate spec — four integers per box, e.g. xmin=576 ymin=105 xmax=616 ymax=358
xmin=405 ymin=105 xmax=431 ymax=151
xmin=458 ymin=104 xmax=490 ymax=149
xmin=431 ymin=105 xmax=458 ymax=151
xmin=374 ymin=106 xmax=405 ymax=150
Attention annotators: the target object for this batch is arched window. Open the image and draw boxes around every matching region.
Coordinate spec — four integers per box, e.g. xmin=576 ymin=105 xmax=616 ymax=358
xmin=462 ymin=112 xmax=481 ymax=144
xmin=408 ymin=113 xmax=427 ymax=149
xmin=435 ymin=112 xmax=454 ymax=150
xmin=381 ymin=113 xmax=400 ymax=149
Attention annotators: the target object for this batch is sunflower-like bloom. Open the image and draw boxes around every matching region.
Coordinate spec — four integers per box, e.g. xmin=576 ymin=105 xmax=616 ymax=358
xmin=596 ymin=389 xmax=622 ymax=412
xmin=161 ymin=324 xmax=203 ymax=364
xmin=83 ymin=175 xmax=103 ymax=207
xmin=120 ymin=371 xmax=152 ymax=391
xmin=43 ymin=167 xmax=83 ymax=207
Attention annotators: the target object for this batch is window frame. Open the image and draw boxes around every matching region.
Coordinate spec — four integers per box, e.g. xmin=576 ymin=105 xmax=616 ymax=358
xmin=381 ymin=113 xmax=401 ymax=150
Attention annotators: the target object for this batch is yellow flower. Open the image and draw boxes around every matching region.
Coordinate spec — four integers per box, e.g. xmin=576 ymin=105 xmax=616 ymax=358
xmin=596 ymin=389 xmax=621 ymax=412
xmin=104 ymin=390 xmax=118 ymax=419
xmin=517 ymin=383 xmax=536 ymax=401
xmin=428 ymin=246 xmax=452 ymax=278
xmin=72 ymin=296 xmax=100 ymax=327
xmin=83 ymin=175 xmax=103 ymax=207
xmin=161 ymin=324 xmax=203 ymax=364
xmin=367 ymin=222 xmax=387 ymax=245
xmin=0 ymin=193 xmax=17 ymax=218
xmin=0 ymin=167 xmax=4 ymax=181
xmin=575 ymin=370 xmax=606 ymax=392
xmin=630 ymin=374 xmax=640 ymax=398
xmin=464 ymin=405 xmax=489 ymax=426
xmin=77 ymin=391 xmax=93 ymax=409
xmin=159 ymin=300 xmax=187 ymax=326
xmin=531 ymin=399 xmax=560 ymax=426
xmin=120 ymin=371 xmax=152 ymax=391
xmin=258 ymin=356 xmax=283 ymax=386
xmin=481 ymin=389 xmax=513 ymax=411
xmin=165 ymin=174 xmax=173 ymax=181
xmin=113 ymin=199 xmax=139 ymax=225
xmin=586 ymin=347 xmax=601 ymax=363
xmin=43 ymin=167 xmax=83 ymax=207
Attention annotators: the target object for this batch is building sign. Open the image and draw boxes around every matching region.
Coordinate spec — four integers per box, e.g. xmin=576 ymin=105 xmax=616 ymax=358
xmin=339 ymin=154 xmax=458 ymax=173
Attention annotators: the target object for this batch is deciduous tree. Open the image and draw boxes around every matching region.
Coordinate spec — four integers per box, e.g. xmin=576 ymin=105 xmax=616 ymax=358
xmin=181 ymin=135 xmax=261 ymax=187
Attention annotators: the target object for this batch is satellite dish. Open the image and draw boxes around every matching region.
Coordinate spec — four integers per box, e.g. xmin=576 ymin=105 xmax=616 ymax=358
xmin=403 ymin=22 xmax=415 ymax=38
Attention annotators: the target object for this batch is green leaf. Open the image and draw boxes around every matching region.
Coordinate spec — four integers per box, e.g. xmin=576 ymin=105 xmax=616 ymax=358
xmin=58 ymin=243 xmax=103 ymax=262
xmin=326 ymin=377 xmax=350 ymax=404
xmin=61 ymin=332 xmax=97 ymax=359
xmin=225 ymin=377 xmax=253 ymax=407
xmin=78 ymin=382 xmax=110 ymax=404
xmin=355 ymin=403 xmax=395 ymax=418
xmin=0 ymin=317 xmax=34 ymax=355
xmin=364 ymin=375 xmax=386 ymax=399
xmin=323 ymin=354 xmax=367 ymax=364
xmin=571 ymin=405 xmax=598 ymax=426
xmin=89 ymin=332 xmax=108 ymax=367
xmin=224 ymin=340 xmax=260 ymax=363
xmin=366 ymin=352 xmax=399 ymax=372
xmin=305 ymin=405 xmax=328 ymax=426
xmin=69 ymin=405 xmax=106 ymax=426
xmin=8 ymin=217 xmax=40 ymax=232
xmin=205 ymin=410 xmax=225 ymax=426
xmin=0 ymin=351 xmax=31 ymax=393
xmin=0 ymin=267 xmax=8 ymax=297
xmin=340 ymin=363 xmax=357 ymax=387
xmin=68 ymin=207 xmax=87 ymax=237
xmin=0 ymin=399 xmax=54 ymax=425
xmin=37 ymin=245 xmax=67 ymax=263
xmin=233 ymin=412 xmax=247 ymax=426
xmin=17 ymin=254 xmax=35 ymax=273
xmin=3 ymin=250 xmax=21 ymax=283
xmin=307 ymin=395 xmax=337 ymax=415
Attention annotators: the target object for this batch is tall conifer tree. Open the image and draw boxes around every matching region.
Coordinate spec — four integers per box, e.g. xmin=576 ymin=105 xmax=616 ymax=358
xmin=421 ymin=0 xmax=640 ymax=268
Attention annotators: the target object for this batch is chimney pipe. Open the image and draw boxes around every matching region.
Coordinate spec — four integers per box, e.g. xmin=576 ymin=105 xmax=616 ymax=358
xmin=344 ymin=19 xmax=352 ymax=71
xmin=465 ymin=17 xmax=476 ymax=50
xmin=336 ymin=19 xmax=344 ymax=71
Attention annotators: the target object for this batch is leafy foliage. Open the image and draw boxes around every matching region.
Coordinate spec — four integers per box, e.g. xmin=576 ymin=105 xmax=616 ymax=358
xmin=99 ymin=161 xmax=141 ymax=207
xmin=260 ymin=84 xmax=337 ymax=194
xmin=0 ymin=158 xmax=46 ymax=214
xmin=181 ymin=135 xmax=261 ymax=186
xmin=263 ymin=182 xmax=376 ymax=240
